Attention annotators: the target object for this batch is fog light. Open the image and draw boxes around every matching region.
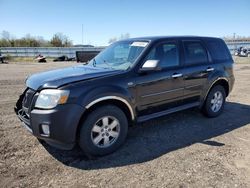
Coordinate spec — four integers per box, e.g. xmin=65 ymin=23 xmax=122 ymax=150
xmin=41 ymin=124 xmax=50 ymax=136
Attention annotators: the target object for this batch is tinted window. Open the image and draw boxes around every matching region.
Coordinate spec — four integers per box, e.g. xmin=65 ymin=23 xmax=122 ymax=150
xmin=183 ymin=41 xmax=208 ymax=64
xmin=205 ymin=39 xmax=231 ymax=61
xmin=145 ymin=42 xmax=179 ymax=68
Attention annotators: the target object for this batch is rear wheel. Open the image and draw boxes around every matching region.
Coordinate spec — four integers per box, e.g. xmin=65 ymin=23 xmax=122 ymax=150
xmin=202 ymin=85 xmax=226 ymax=118
xmin=78 ymin=105 xmax=128 ymax=156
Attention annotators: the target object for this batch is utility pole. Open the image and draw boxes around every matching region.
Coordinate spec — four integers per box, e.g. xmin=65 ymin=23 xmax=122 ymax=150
xmin=233 ymin=32 xmax=236 ymax=51
xmin=82 ymin=24 xmax=84 ymax=45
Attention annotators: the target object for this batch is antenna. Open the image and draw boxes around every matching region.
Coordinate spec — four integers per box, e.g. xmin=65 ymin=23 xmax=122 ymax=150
xmin=82 ymin=24 xmax=83 ymax=45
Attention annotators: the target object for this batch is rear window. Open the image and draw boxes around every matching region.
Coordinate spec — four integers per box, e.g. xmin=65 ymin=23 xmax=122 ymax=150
xmin=183 ymin=41 xmax=208 ymax=64
xmin=205 ymin=39 xmax=231 ymax=61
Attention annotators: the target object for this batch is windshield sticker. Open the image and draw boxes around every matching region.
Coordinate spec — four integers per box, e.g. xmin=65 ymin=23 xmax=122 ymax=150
xmin=131 ymin=42 xmax=148 ymax=47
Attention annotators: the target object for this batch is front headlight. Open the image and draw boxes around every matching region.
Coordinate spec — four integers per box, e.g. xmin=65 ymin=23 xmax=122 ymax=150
xmin=35 ymin=89 xmax=70 ymax=109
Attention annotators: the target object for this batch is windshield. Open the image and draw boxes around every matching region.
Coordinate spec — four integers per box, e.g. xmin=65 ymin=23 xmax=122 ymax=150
xmin=89 ymin=41 xmax=148 ymax=70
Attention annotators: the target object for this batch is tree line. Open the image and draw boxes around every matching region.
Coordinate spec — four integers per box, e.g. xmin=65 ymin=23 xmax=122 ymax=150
xmin=2 ymin=30 xmax=248 ymax=47
xmin=0 ymin=31 xmax=73 ymax=47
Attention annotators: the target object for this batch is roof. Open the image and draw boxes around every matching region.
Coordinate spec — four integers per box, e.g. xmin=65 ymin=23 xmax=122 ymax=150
xmin=126 ymin=36 xmax=221 ymax=42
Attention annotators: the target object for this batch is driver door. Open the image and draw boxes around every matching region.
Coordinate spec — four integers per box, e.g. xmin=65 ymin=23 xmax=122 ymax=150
xmin=135 ymin=41 xmax=184 ymax=116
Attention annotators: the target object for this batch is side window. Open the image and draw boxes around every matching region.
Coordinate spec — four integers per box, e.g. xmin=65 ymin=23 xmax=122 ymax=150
xmin=145 ymin=42 xmax=179 ymax=68
xmin=183 ymin=41 xmax=208 ymax=64
xmin=205 ymin=39 xmax=231 ymax=61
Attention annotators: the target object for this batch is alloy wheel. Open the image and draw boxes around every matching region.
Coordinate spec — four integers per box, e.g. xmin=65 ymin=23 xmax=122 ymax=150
xmin=91 ymin=116 xmax=120 ymax=148
xmin=210 ymin=91 xmax=223 ymax=112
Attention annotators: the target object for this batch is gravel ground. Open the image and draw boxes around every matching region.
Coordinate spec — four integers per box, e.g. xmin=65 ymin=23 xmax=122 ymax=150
xmin=0 ymin=61 xmax=250 ymax=188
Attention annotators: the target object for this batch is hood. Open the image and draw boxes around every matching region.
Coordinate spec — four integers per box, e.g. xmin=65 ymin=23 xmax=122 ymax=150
xmin=26 ymin=65 xmax=120 ymax=90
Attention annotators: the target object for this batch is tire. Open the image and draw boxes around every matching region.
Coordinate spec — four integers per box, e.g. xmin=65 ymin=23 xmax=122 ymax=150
xmin=202 ymin=85 xmax=226 ymax=118
xmin=78 ymin=105 xmax=128 ymax=157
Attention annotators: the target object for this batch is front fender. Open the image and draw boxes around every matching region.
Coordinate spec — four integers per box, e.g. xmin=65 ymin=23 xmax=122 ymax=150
xmin=77 ymin=85 xmax=136 ymax=120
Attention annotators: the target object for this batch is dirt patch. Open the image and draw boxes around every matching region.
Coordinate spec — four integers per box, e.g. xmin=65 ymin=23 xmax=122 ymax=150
xmin=0 ymin=62 xmax=250 ymax=187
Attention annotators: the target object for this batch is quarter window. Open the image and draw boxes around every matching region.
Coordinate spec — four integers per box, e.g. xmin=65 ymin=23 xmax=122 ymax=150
xmin=183 ymin=41 xmax=208 ymax=64
xmin=145 ymin=42 xmax=179 ymax=68
xmin=205 ymin=39 xmax=231 ymax=61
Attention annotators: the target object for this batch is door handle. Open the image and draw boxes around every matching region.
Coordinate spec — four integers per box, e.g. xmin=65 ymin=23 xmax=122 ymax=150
xmin=172 ymin=73 xmax=183 ymax=78
xmin=206 ymin=67 xmax=214 ymax=72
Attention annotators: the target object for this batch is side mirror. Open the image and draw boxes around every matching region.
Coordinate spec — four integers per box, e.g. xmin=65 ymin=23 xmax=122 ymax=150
xmin=139 ymin=60 xmax=161 ymax=72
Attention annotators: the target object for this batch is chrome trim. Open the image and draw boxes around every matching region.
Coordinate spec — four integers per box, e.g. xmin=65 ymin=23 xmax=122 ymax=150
xmin=127 ymin=82 xmax=134 ymax=87
xmin=40 ymin=134 xmax=50 ymax=137
xmin=141 ymin=88 xmax=184 ymax=98
xmin=172 ymin=73 xmax=183 ymax=78
xmin=204 ymin=77 xmax=229 ymax=101
xmin=22 ymin=106 xmax=30 ymax=117
xmin=85 ymin=96 xmax=135 ymax=120
xmin=17 ymin=109 xmax=30 ymax=126
xmin=206 ymin=67 xmax=215 ymax=72
xmin=185 ymin=84 xmax=202 ymax=89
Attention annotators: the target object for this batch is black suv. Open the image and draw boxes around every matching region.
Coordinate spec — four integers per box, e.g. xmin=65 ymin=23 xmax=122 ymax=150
xmin=15 ymin=36 xmax=235 ymax=156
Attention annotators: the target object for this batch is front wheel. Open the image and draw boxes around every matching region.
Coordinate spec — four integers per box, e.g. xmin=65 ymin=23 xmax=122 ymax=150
xmin=78 ymin=105 xmax=128 ymax=157
xmin=202 ymin=85 xmax=226 ymax=118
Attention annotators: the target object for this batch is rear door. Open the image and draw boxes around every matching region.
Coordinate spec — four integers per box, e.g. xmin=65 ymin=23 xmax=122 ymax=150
xmin=181 ymin=40 xmax=214 ymax=104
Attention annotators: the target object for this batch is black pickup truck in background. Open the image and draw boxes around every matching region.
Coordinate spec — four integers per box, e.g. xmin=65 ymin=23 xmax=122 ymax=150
xmin=76 ymin=50 xmax=101 ymax=63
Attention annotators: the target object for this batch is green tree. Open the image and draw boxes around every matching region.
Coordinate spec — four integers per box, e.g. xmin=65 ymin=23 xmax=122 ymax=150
xmin=0 ymin=31 xmax=73 ymax=47
xmin=50 ymin=33 xmax=72 ymax=47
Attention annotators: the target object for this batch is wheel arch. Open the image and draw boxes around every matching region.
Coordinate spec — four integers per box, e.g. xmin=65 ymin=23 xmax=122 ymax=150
xmin=85 ymin=96 xmax=135 ymax=121
xmin=202 ymin=77 xmax=229 ymax=105
xmin=76 ymin=96 xmax=135 ymax=141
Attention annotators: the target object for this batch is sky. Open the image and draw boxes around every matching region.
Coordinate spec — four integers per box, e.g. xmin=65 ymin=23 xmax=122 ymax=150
xmin=0 ymin=0 xmax=249 ymax=46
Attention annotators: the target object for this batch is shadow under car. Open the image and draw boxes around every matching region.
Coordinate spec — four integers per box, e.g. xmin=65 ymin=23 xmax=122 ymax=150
xmin=40 ymin=101 xmax=250 ymax=170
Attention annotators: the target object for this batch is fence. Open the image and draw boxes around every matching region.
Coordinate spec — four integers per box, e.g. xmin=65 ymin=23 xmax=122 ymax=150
xmin=0 ymin=47 xmax=105 ymax=58
xmin=1 ymin=41 xmax=250 ymax=57
xmin=226 ymin=41 xmax=250 ymax=53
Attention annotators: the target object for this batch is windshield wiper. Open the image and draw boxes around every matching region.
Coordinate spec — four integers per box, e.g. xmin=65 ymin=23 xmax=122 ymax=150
xmin=92 ymin=58 xmax=97 ymax=67
xmin=82 ymin=59 xmax=91 ymax=65
xmin=91 ymin=58 xmax=114 ymax=69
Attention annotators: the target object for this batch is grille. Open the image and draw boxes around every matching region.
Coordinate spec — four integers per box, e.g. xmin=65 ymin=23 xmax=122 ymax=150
xmin=22 ymin=88 xmax=35 ymax=113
